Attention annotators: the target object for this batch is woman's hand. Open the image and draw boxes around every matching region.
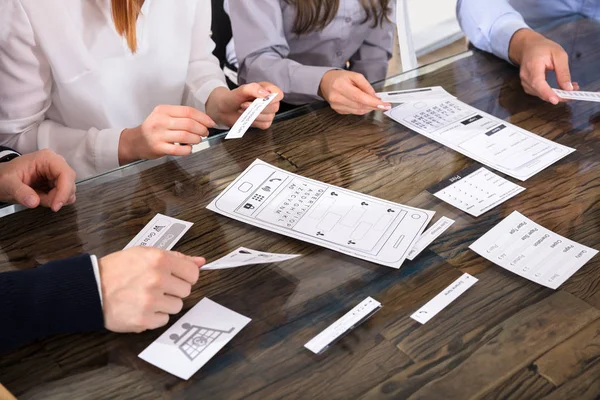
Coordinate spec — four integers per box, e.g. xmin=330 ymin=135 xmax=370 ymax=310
xmin=118 ymin=105 xmax=217 ymax=165
xmin=205 ymin=83 xmax=283 ymax=129
xmin=319 ymin=70 xmax=391 ymax=115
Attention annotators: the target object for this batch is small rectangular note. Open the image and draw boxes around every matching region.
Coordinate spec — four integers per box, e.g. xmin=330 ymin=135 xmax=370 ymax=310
xmin=411 ymin=273 xmax=478 ymax=324
xmin=139 ymin=298 xmax=251 ymax=380
xmin=407 ymin=216 xmax=455 ymax=260
xmin=225 ymin=93 xmax=278 ymax=139
xmin=124 ymin=213 xmax=193 ymax=250
xmin=202 ymin=247 xmax=300 ymax=270
xmin=553 ymin=89 xmax=600 ymax=102
xmin=304 ymin=297 xmax=382 ymax=354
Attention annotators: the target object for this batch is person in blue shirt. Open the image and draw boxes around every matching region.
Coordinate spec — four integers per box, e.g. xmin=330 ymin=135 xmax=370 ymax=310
xmin=457 ymin=0 xmax=599 ymax=104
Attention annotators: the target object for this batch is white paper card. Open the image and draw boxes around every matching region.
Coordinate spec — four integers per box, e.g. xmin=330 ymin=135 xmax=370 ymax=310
xmin=407 ymin=216 xmax=455 ymax=260
xmin=139 ymin=298 xmax=251 ymax=380
xmin=225 ymin=93 xmax=278 ymax=139
xmin=470 ymin=211 xmax=598 ymax=289
xmin=376 ymin=86 xmax=454 ymax=103
xmin=305 ymin=297 xmax=382 ymax=354
xmin=428 ymin=165 xmax=526 ymax=217
xmin=202 ymin=247 xmax=301 ymax=270
xmin=553 ymin=89 xmax=600 ymax=102
xmin=385 ymin=97 xmax=575 ymax=181
xmin=124 ymin=213 xmax=193 ymax=250
xmin=207 ymin=159 xmax=434 ymax=269
xmin=411 ymin=273 xmax=478 ymax=324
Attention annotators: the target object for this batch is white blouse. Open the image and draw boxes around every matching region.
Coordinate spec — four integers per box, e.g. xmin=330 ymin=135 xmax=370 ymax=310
xmin=0 ymin=0 xmax=227 ymax=179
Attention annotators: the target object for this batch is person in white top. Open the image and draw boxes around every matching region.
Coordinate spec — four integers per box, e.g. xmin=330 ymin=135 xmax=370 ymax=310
xmin=0 ymin=0 xmax=283 ymax=179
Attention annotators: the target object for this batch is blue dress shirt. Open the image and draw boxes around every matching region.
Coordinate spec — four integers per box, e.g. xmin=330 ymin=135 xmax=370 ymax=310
xmin=457 ymin=0 xmax=600 ymax=62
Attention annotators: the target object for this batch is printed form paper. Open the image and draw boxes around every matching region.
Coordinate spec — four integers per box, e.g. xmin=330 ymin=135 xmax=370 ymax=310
xmin=225 ymin=93 xmax=278 ymax=139
xmin=376 ymin=86 xmax=454 ymax=103
xmin=207 ymin=160 xmax=435 ymax=269
xmin=428 ymin=164 xmax=526 ymax=217
xmin=385 ymin=98 xmax=575 ymax=181
xmin=202 ymin=247 xmax=300 ymax=270
xmin=139 ymin=298 xmax=251 ymax=380
xmin=470 ymin=211 xmax=598 ymax=289
xmin=411 ymin=273 xmax=478 ymax=324
xmin=124 ymin=214 xmax=193 ymax=250
xmin=553 ymin=89 xmax=600 ymax=102
xmin=407 ymin=216 xmax=455 ymax=260
xmin=305 ymin=297 xmax=382 ymax=354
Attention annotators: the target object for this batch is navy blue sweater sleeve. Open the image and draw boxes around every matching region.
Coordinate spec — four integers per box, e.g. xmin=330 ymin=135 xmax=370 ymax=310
xmin=0 ymin=254 xmax=105 ymax=353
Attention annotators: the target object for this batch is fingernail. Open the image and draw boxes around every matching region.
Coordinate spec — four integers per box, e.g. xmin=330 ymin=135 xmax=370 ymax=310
xmin=69 ymin=194 xmax=76 ymax=204
xmin=377 ymin=104 xmax=392 ymax=111
xmin=258 ymin=89 xmax=269 ymax=96
xmin=550 ymin=97 xmax=559 ymax=105
xmin=566 ymin=82 xmax=574 ymax=91
xmin=54 ymin=202 xmax=64 ymax=212
xmin=23 ymin=195 xmax=36 ymax=208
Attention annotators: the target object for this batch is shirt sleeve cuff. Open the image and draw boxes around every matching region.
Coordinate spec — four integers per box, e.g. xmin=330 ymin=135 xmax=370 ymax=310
xmin=282 ymin=66 xmax=340 ymax=105
xmin=194 ymin=79 xmax=229 ymax=112
xmin=295 ymin=65 xmax=339 ymax=99
xmin=90 ymin=255 xmax=103 ymax=307
xmin=94 ymin=128 xmax=123 ymax=173
xmin=490 ymin=14 xmax=530 ymax=64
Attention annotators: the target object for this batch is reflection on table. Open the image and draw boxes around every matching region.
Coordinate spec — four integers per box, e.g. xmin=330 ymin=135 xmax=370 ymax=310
xmin=1 ymin=17 xmax=600 ymax=400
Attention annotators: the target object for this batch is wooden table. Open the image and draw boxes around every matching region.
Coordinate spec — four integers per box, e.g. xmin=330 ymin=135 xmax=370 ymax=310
xmin=1 ymin=18 xmax=600 ymax=400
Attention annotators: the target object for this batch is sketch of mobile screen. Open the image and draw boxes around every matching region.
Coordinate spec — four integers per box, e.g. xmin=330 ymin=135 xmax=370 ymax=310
xmin=232 ymin=169 xmax=289 ymax=217
xmin=211 ymin=161 xmax=433 ymax=267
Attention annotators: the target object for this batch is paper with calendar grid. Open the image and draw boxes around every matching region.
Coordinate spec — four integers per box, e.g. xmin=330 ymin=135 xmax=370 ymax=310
xmin=207 ymin=160 xmax=434 ymax=268
xmin=428 ymin=164 xmax=525 ymax=217
xmin=385 ymin=95 xmax=574 ymax=181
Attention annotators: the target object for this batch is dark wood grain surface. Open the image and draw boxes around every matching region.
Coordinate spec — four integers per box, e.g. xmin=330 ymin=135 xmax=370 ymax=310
xmin=1 ymin=18 xmax=600 ymax=400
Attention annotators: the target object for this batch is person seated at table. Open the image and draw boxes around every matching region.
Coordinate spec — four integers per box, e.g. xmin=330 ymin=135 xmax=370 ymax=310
xmin=456 ymin=0 xmax=598 ymax=104
xmin=0 ymin=148 xmax=205 ymax=352
xmin=225 ymin=0 xmax=394 ymax=115
xmin=0 ymin=0 xmax=283 ymax=180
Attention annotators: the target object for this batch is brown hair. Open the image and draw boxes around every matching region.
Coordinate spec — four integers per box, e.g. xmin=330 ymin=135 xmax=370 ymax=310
xmin=285 ymin=0 xmax=391 ymax=35
xmin=111 ymin=0 xmax=144 ymax=52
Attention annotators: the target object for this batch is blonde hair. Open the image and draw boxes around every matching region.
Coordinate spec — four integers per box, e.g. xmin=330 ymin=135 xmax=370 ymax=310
xmin=111 ymin=0 xmax=144 ymax=52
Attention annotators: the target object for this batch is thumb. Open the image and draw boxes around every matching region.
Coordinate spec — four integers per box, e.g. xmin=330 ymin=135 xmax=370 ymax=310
xmin=9 ymin=179 xmax=40 ymax=208
xmin=170 ymin=251 xmax=206 ymax=267
xmin=240 ymin=83 xmax=270 ymax=100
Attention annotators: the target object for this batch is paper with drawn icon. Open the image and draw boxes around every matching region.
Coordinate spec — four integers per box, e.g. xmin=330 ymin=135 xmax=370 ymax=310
xmin=124 ymin=213 xmax=193 ymax=250
xmin=206 ymin=159 xmax=434 ymax=269
xmin=139 ymin=298 xmax=250 ymax=380
xmin=202 ymin=247 xmax=300 ymax=270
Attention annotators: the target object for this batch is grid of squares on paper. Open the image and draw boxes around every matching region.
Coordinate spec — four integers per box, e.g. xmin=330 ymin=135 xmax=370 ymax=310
xmin=178 ymin=326 xmax=229 ymax=360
